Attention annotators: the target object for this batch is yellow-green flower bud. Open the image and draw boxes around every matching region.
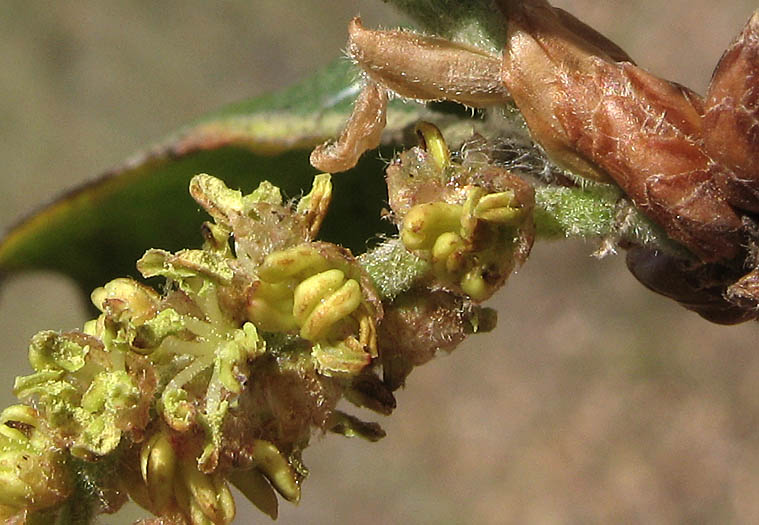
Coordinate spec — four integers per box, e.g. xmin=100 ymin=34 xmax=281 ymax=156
xmin=415 ymin=121 xmax=451 ymax=171
xmin=400 ymin=202 xmax=462 ymax=251
xmin=0 ymin=406 xmax=71 ymax=513
xmin=247 ymin=243 xmax=381 ymax=375
xmin=250 ymin=439 xmax=300 ymax=503
xmin=400 ymin=184 xmax=533 ymax=302
xmin=90 ymin=277 xmax=160 ymax=324
xmin=257 ymin=245 xmax=331 ymax=282
xmin=139 ymin=431 xmax=178 ymax=514
xmin=67 ymin=370 xmax=142 ymax=457
xmin=292 ymin=268 xmax=346 ymax=324
xmin=14 ymin=334 xmax=146 ymax=460
xmin=27 ymin=330 xmax=89 ymax=373
xmin=229 ymin=469 xmax=279 ymax=520
xmin=295 ymin=173 xmax=333 ymax=240
xmin=389 ymin=123 xmax=536 ymax=302
xmin=298 ymin=278 xmax=362 ymax=341
xmin=179 ymin=458 xmax=236 ymax=525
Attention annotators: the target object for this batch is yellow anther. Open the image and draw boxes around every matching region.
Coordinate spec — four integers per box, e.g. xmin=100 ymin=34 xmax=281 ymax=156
xmin=246 ymin=281 xmax=298 ymax=333
xmin=400 ymin=184 xmax=531 ymax=301
xmin=460 ymin=269 xmax=489 ymax=301
xmin=247 ymin=243 xmax=378 ymax=376
xmin=474 ymin=190 xmax=523 ymax=223
xmin=344 ymin=336 xmax=366 ymax=354
xmin=172 ymin=474 xmax=192 ymax=520
xmin=0 ymin=405 xmax=37 ymax=428
xmin=257 ymin=246 xmax=330 ymax=282
xmin=477 ymin=206 xmax=523 ymax=223
xmin=139 ymin=433 xmax=158 ymax=482
xmin=251 ymin=440 xmax=300 ymax=503
xmin=190 ymin=501 xmax=213 ymax=525
xmin=229 ymin=469 xmax=279 ymax=520
xmin=292 ymin=269 xmax=346 ymax=324
xmin=216 ymin=476 xmax=236 ymax=524
xmin=180 ymin=459 xmax=235 ymax=525
xmin=300 ymin=279 xmax=362 ymax=341
xmin=252 ymin=281 xmax=292 ymax=303
xmin=475 ymin=191 xmax=515 ymax=212
xmin=415 ymin=121 xmax=451 ymax=170
xmin=246 ymin=301 xmax=298 ymax=333
xmin=432 ymin=232 xmax=464 ymax=266
xmin=91 ymin=278 xmax=160 ymax=324
xmin=358 ymin=315 xmax=377 ymax=356
xmin=140 ymin=432 xmax=177 ymax=513
xmin=0 ymin=475 xmax=32 ymax=510
xmin=431 ymin=231 xmax=467 ymax=284
xmin=401 ymin=202 xmax=462 ymax=250
xmin=296 ymin=173 xmax=333 ymax=239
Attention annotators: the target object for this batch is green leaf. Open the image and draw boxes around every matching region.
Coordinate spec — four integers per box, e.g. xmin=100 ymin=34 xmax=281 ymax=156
xmin=382 ymin=0 xmax=508 ymax=52
xmin=0 ymin=59 xmax=442 ymax=295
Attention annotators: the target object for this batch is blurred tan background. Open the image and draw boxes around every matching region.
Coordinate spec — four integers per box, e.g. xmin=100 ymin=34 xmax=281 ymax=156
xmin=1 ymin=1 xmax=758 ymax=523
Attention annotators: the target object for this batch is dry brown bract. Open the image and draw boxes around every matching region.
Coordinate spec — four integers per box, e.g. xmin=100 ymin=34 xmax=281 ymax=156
xmin=498 ymin=0 xmax=759 ymax=322
xmin=310 ymin=17 xmax=510 ymax=173
xmin=499 ymin=0 xmax=749 ymax=263
xmin=705 ymin=12 xmax=759 ymax=214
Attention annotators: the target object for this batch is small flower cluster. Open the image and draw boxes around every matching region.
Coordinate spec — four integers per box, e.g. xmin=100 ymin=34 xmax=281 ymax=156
xmin=4 ymin=120 xmax=529 ymax=523
xmin=389 ymin=123 xmax=535 ymax=302
xmin=0 ymin=405 xmax=71 ymax=518
xmin=3 ymin=171 xmax=385 ymax=523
